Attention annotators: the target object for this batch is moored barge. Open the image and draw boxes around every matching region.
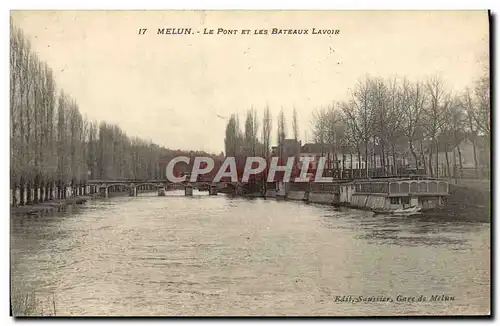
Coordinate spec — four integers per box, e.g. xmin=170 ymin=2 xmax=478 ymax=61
xmin=340 ymin=176 xmax=449 ymax=213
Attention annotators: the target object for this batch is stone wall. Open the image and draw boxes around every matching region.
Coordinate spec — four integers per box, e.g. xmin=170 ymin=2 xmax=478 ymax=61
xmin=308 ymin=192 xmax=336 ymax=205
xmin=265 ymin=189 xmax=277 ymax=198
xmin=286 ymin=191 xmax=306 ymax=201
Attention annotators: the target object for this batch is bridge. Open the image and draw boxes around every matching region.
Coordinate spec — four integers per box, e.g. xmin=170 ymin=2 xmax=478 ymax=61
xmin=87 ymin=179 xmax=242 ymax=197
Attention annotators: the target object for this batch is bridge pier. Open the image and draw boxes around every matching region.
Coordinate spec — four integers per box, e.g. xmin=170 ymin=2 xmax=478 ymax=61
xmin=185 ymin=185 xmax=193 ymax=196
xmin=129 ymin=183 xmax=137 ymax=197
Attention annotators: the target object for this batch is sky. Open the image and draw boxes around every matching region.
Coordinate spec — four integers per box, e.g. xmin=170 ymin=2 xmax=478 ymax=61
xmin=11 ymin=10 xmax=489 ymax=154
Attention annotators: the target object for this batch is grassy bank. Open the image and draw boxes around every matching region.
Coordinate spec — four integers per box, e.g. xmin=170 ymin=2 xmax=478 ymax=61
xmin=10 ymin=190 xmax=161 ymax=218
xmin=419 ymin=183 xmax=491 ymax=222
xmin=11 ymin=288 xmax=57 ymax=317
xmin=10 ymin=195 xmax=96 ymax=217
xmin=446 ymin=184 xmax=491 ymax=222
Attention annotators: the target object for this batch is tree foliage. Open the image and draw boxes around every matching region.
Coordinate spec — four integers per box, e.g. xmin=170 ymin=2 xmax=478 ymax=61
xmin=10 ymin=21 xmax=215 ymax=201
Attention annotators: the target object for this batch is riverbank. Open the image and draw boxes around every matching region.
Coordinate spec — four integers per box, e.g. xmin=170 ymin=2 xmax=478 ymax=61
xmin=423 ymin=183 xmax=491 ymax=222
xmin=11 ymin=287 xmax=57 ymax=317
xmin=10 ymin=189 xmax=171 ymax=217
xmin=10 ymin=195 xmax=97 ymax=217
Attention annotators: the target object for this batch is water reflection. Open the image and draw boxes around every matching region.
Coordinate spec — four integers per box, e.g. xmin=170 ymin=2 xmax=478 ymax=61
xmin=318 ymin=207 xmax=489 ymax=248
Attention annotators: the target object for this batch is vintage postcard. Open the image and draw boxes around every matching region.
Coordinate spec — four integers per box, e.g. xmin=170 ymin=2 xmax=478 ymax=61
xmin=9 ymin=10 xmax=490 ymax=317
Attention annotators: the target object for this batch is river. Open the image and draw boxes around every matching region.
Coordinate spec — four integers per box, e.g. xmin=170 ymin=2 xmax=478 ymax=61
xmin=10 ymin=190 xmax=490 ymax=316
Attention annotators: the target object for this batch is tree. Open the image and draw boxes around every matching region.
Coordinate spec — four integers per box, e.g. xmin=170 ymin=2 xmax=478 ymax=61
xmin=277 ymin=108 xmax=287 ymax=143
xmin=344 ymin=76 xmax=376 ymax=176
xmin=324 ymin=104 xmax=344 ymax=171
xmin=224 ymin=114 xmax=242 ymax=157
xmin=292 ymin=106 xmax=299 ymax=141
xmin=400 ymin=80 xmax=425 ymax=170
xmin=277 ymin=108 xmax=287 ymax=161
xmin=262 ymin=105 xmax=272 ymax=159
xmin=443 ymin=95 xmax=466 ymax=176
xmin=422 ymin=76 xmax=449 ymax=177
xmin=10 ymin=20 xmax=223 ymax=205
xmin=310 ymin=107 xmax=327 ymax=156
xmin=244 ymin=107 xmax=259 ymax=156
xmin=463 ymin=88 xmax=480 ymax=175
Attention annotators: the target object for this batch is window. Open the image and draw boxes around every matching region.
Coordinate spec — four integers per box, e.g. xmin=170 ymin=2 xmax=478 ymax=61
xmin=390 ymin=183 xmax=399 ymax=193
xmin=390 ymin=197 xmax=400 ymax=205
xmin=410 ymin=182 xmax=418 ymax=193
xmin=401 ymin=197 xmax=410 ymax=205
xmin=439 ymin=182 xmax=448 ymax=193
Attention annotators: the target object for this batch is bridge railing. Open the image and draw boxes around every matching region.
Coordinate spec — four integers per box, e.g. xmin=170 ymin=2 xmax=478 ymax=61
xmin=88 ymin=179 xmax=168 ymax=184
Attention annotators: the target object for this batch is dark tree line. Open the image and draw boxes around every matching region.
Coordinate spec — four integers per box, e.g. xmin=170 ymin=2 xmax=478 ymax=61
xmin=10 ymin=22 xmax=215 ymax=206
xmin=224 ymin=109 xmax=268 ymax=158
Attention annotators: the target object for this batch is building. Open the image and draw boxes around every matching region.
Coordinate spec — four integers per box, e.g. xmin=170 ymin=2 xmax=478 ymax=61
xmin=298 ymin=142 xmax=414 ymax=178
xmin=300 ymin=143 xmax=367 ymax=170
xmin=272 ymin=139 xmax=301 ymax=158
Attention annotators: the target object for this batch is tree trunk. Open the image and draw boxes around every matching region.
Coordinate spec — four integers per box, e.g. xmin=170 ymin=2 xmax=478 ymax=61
xmin=471 ymin=137 xmax=478 ymax=178
xmin=384 ymin=151 xmax=388 ymax=175
xmin=380 ymin=142 xmax=385 ymax=176
xmin=26 ymin=181 xmax=32 ymax=205
xmin=12 ymin=183 xmax=17 ymax=207
xmin=453 ymin=147 xmax=457 ymax=178
xmin=34 ymin=175 xmax=39 ymax=204
xmin=45 ymin=181 xmax=50 ymax=201
xmin=420 ymin=141 xmax=427 ymax=175
xmin=350 ymin=153 xmax=354 ymax=179
xmin=456 ymin=145 xmax=463 ymax=178
xmin=435 ymin=142 xmax=439 ymax=178
xmin=428 ymin=146 xmax=433 ymax=177
xmin=391 ymin=145 xmax=396 ymax=176
xmin=409 ymin=140 xmax=418 ymax=170
xmin=371 ymin=147 xmax=375 ymax=176
xmin=58 ymin=180 xmax=63 ymax=199
xmin=40 ymin=181 xmax=45 ymax=203
xmin=342 ymin=153 xmax=345 ymax=179
xmin=445 ymin=146 xmax=450 ymax=177
xmin=19 ymin=177 xmax=25 ymax=206
xmin=364 ymin=142 xmax=368 ymax=178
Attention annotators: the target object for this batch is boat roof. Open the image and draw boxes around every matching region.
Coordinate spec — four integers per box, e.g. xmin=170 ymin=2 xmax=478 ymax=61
xmin=352 ymin=176 xmax=449 ymax=183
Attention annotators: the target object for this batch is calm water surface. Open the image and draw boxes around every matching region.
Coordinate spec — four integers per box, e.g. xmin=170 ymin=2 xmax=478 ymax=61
xmin=11 ymin=191 xmax=490 ymax=316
